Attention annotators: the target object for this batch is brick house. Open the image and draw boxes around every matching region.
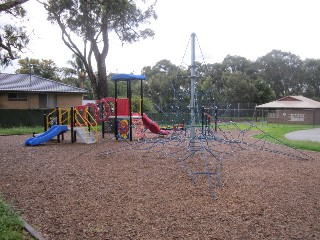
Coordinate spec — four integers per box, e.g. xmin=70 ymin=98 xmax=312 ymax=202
xmin=256 ymin=96 xmax=320 ymax=125
xmin=0 ymin=73 xmax=87 ymax=109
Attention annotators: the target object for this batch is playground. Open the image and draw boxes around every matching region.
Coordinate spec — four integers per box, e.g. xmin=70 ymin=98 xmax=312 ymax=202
xmin=23 ymin=74 xmax=169 ymax=147
xmin=0 ymin=70 xmax=320 ymax=239
xmin=0 ymin=130 xmax=319 ymax=239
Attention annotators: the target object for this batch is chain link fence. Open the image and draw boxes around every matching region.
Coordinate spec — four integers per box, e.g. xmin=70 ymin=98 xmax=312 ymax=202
xmin=1 ymin=102 xmax=319 ymax=128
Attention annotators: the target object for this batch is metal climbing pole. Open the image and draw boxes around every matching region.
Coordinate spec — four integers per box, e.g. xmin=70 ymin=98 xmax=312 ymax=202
xmin=190 ymin=32 xmax=196 ymax=151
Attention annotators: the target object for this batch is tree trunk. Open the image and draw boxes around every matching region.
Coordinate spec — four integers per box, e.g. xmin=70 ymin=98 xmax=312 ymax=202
xmin=96 ymin=58 xmax=107 ymax=99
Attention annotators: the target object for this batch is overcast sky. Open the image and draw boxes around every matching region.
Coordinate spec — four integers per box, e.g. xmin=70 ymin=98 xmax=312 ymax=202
xmin=2 ymin=0 xmax=320 ymax=74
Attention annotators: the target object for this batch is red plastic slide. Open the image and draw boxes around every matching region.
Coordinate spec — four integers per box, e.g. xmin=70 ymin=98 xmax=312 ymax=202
xmin=142 ymin=113 xmax=169 ymax=135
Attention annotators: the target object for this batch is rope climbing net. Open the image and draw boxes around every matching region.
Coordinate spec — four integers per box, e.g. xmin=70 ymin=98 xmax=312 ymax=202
xmin=97 ymin=120 xmax=314 ymax=198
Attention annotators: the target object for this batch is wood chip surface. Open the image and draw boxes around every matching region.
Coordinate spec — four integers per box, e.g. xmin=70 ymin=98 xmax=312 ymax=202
xmin=0 ymin=131 xmax=319 ymax=239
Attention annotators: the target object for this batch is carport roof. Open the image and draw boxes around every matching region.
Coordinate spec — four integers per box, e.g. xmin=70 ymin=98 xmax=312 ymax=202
xmin=256 ymin=96 xmax=320 ymax=109
xmin=0 ymin=73 xmax=87 ymax=94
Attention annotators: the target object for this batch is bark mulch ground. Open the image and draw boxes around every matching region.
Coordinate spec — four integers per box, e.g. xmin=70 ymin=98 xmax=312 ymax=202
xmin=0 ymin=131 xmax=319 ymax=239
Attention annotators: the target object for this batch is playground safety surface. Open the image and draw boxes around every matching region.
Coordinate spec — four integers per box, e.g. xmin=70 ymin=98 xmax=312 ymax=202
xmin=0 ymin=132 xmax=319 ymax=239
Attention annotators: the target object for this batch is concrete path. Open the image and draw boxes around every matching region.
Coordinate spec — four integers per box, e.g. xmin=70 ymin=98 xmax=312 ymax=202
xmin=284 ymin=128 xmax=320 ymax=143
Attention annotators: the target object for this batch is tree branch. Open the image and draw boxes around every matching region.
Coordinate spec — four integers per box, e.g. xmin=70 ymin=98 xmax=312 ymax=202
xmin=0 ymin=41 xmax=14 ymax=59
xmin=0 ymin=0 xmax=28 ymax=12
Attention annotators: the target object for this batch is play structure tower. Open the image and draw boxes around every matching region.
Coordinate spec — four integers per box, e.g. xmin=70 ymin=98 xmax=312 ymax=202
xmin=190 ymin=32 xmax=197 ymax=151
xmin=111 ymin=74 xmax=146 ymax=141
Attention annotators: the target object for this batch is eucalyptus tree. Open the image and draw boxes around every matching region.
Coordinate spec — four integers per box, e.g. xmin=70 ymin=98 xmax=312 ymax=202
xmin=302 ymin=58 xmax=320 ymax=100
xmin=0 ymin=0 xmax=29 ymax=66
xmin=222 ymin=72 xmax=257 ymax=103
xmin=220 ymin=71 xmax=275 ymax=104
xmin=222 ymin=55 xmax=253 ymax=74
xmin=198 ymin=63 xmax=224 ymax=103
xmin=256 ymin=50 xmax=303 ymax=98
xmin=41 ymin=0 xmax=157 ymax=99
xmin=252 ymin=77 xmax=275 ymax=103
xmin=142 ymin=59 xmax=187 ymax=113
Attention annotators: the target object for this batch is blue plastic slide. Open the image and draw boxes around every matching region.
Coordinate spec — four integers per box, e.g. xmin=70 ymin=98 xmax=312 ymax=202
xmin=25 ymin=125 xmax=69 ymax=146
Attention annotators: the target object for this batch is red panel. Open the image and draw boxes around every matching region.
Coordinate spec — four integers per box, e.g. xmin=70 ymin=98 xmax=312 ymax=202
xmin=117 ymin=98 xmax=129 ymax=116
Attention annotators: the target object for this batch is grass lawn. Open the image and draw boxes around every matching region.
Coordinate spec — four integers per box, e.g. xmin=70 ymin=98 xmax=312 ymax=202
xmin=0 ymin=126 xmax=44 ymax=136
xmin=253 ymin=123 xmax=320 ymax=152
xmin=0 ymin=197 xmax=24 ymax=240
xmin=217 ymin=122 xmax=320 ymax=152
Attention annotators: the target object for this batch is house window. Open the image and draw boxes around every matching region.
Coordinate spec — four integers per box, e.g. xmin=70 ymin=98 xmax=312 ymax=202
xmin=8 ymin=92 xmax=27 ymax=101
xmin=39 ymin=94 xmax=57 ymax=108
xmin=289 ymin=114 xmax=305 ymax=122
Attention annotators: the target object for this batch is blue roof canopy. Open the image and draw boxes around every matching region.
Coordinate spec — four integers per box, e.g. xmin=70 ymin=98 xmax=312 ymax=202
xmin=111 ymin=74 xmax=147 ymax=81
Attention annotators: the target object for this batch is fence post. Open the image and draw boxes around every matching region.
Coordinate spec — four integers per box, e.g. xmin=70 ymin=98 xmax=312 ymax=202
xmin=100 ymin=102 xmax=105 ymax=138
xmin=201 ymin=106 xmax=204 ymax=133
xmin=70 ymin=107 xmax=75 ymax=143
xmin=214 ymin=107 xmax=218 ymax=132
xmin=43 ymin=111 xmax=47 ymax=132
xmin=55 ymin=106 xmax=60 ymax=143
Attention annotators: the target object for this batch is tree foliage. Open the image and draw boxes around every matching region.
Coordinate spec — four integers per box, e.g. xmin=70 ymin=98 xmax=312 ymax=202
xmin=61 ymin=53 xmax=93 ymax=99
xmin=0 ymin=0 xmax=29 ymax=66
xmin=222 ymin=72 xmax=255 ymax=103
xmin=15 ymin=57 xmax=61 ymax=81
xmin=1 ymin=0 xmax=318 ymax=112
xmin=222 ymin=55 xmax=253 ymax=74
xmin=256 ymin=50 xmax=303 ymax=98
xmin=17 ymin=48 xmax=316 ymax=114
xmin=0 ymin=0 xmax=28 ymax=12
xmin=302 ymin=58 xmax=320 ymax=100
xmin=142 ymin=59 xmax=188 ymax=113
xmin=41 ymin=0 xmax=157 ymax=99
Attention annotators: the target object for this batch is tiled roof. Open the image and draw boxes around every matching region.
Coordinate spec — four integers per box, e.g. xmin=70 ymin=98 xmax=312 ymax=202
xmin=256 ymin=96 xmax=320 ymax=109
xmin=0 ymin=73 xmax=87 ymax=94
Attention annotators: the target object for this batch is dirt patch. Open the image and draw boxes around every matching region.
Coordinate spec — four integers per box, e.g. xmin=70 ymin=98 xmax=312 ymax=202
xmin=0 ymin=131 xmax=319 ymax=239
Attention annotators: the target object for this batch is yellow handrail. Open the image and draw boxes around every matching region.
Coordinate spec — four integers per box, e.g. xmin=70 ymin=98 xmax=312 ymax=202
xmin=60 ymin=109 xmax=70 ymax=126
xmin=46 ymin=108 xmax=72 ymax=129
xmin=74 ymin=108 xmax=98 ymax=143
xmin=46 ymin=108 xmax=58 ymax=129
